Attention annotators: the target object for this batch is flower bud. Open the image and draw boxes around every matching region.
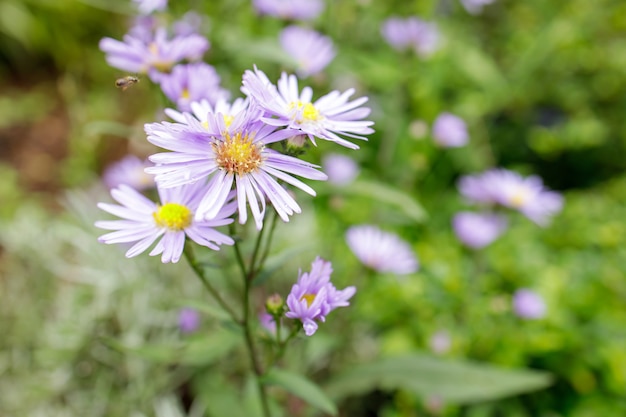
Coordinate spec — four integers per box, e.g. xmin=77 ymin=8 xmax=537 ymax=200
xmin=265 ymin=293 xmax=285 ymax=316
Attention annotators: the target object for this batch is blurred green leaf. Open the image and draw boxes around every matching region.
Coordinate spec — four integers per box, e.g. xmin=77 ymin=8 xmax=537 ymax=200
xmin=262 ymin=368 xmax=338 ymax=416
xmin=173 ymin=298 xmax=237 ymax=323
xmin=105 ymin=330 xmax=240 ymax=366
xmin=325 ymin=354 xmax=552 ymax=404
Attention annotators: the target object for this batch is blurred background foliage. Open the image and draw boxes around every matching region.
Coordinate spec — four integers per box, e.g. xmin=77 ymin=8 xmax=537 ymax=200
xmin=1 ymin=0 xmax=626 ymax=416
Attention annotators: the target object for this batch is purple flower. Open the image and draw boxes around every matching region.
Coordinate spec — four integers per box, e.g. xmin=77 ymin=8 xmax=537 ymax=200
xmin=132 ymin=0 xmax=167 ymax=15
xmin=452 ymin=211 xmax=507 ymax=249
xmin=159 ymin=63 xmax=230 ymax=112
xmin=322 ymin=153 xmax=359 ymax=186
xmin=460 ymin=0 xmax=496 ymax=15
xmin=458 ymin=169 xmax=564 ymax=226
xmin=346 ymin=225 xmax=419 ymax=275
xmin=128 ymin=16 xmax=159 ymax=43
xmin=432 ymin=112 xmax=469 ymax=148
xmin=95 ymin=182 xmax=235 ymax=263
xmin=381 ymin=17 xmax=441 ymax=57
xmin=252 ymin=0 xmax=324 ymax=21
xmin=99 ymin=28 xmax=209 ymax=82
xmin=102 ymin=155 xmax=155 ymax=191
xmin=280 ymin=26 xmax=336 ymax=77
xmin=165 ymin=97 xmax=249 ymax=126
xmin=145 ymin=105 xmax=328 ymax=230
xmin=429 ymin=330 xmax=451 ymax=354
xmin=178 ymin=308 xmax=200 ymax=333
xmin=173 ymin=11 xmax=203 ymax=36
xmin=259 ymin=312 xmax=277 ymax=334
xmin=286 ymin=257 xmax=356 ymax=336
xmin=242 ymin=67 xmax=374 ymax=149
xmin=513 ymin=289 xmax=546 ymax=319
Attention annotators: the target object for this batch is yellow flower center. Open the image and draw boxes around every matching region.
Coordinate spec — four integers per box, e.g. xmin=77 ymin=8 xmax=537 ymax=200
xmin=300 ymin=294 xmax=316 ymax=307
xmin=213 ymin=131 xmax=263 ymax=175
xmin=509 ymin=188 xmax=529 ymax=208
xmin=223 ymin=114 xmax=235 ymax=127
xmin=289 ymin=100 xmax=321 ymax=123
xmin=153 ymin=203 xmax=192 ymax=231
xmin=181 ymin=88 xmax=190 ymax=100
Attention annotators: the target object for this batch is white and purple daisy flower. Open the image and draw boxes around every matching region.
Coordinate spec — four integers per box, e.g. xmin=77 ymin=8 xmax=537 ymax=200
xmin=346 ymin=225 xmax=419 ymax=275
xmin=132 ymin=0 xmax=167 ymax=15
xmin=322 ymin=153 xmax=359 ymax=186
xmin=513 ymin=289 xmax=546 ymax=319
xmin=381 ymin=17 xmax=441 ymax=57
xmin=95 ymin=182 xmax=235 ymax=263
xmin=159 ymin=62 xmax=230 ymax=112
xmin=432 ymin=112 xmax=469 ymax=148
xmin=164 ymin=97 xmax=249 ymax=126
xmin=99 ymin=28 xmax=209 ymax=82
xmin=145 ymin=105 xmax=328 ymax=230
xmin=452 ymin=211 xmax=507 ymax=249
xmin=280 ymin=26 xmax=336 ymax=77
xmin=102 ymin=154 xmax=155 ymax=191
xmin=285 ymin=257 xmax=356 ymax=336
xmin=178 ymin=308 xmax=200 ymax=333
xmin=242 ymin=67 xmax=374 ymax=149
xmin=458 ymin=169 xmax=564 ymax=226
xmin=252 ymin=0 xmax=324 ymax=21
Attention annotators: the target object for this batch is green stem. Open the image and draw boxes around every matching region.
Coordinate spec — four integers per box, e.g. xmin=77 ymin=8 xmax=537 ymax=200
xmin=254 ymin=210 xmax=280 ymax=278
xmin=183 ymin=243 xmax=240 ymax=324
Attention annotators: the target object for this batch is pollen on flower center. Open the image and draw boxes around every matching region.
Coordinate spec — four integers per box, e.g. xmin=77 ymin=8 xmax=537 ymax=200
xmin=153 ymin=203 xmax=192 ymax=231
xmin=213 ymin=131 xmax=263 ymax=175
xmin=181 ymin=88 xmax=190 ymax=99
xmin=301 ymin=293 xmax=316 ymax=307
xmin=289 ymin=100 xmax=321 ymax=123
xmin=509 ymin=189 xmax=529 ymax=208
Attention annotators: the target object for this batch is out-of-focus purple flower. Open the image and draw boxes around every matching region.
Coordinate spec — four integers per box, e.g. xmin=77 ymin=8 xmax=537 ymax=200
xmin=103 ymin=155 xmax=155 ymax=191
xmin=513 ymin=289 xmax=546 ymax=319
xmin=99 ymin=28 xmax=209 ymax=82
xmin=432 ymin=112 xmax=469 ymax=148
xmin=252 ymin=0 xmax=324 ymax=21
xmin=346 ymin=225 xmax=419 ymax=275
xmin=95 ymin=182 xmax=235 ymax=263
xmin=429 ymin=330 xmax=451 ymax=354
xmin=145 ymin=104 xmax=327 ymax=230
xmin=173 ymin=11 xmax=203 ymax=36
xmin=461 ymin=0 xmax=496 ymax=15
xmin=242 ymin=67 xmax=374 ymax=149
xmin=178 ymin=308 xmax=200 ymax=333
xmin=452 ymin=211 xmax=507 ymax=249
xmin=322 ymin=153 xmax=359 ymax=186
xmin=458 ymin=169 xmax=564 ymax=226
xmin=285 ymin=257 xmax=356 ymax=336
xmin=159 ymin=63 xmax=230 ymax=112
xmin=381 ymin=17 xmax=441 ymax=57
xmin=132 ymin=0 xmax=167 ymax=15
xmin=280 ymin=26 xmax=335 ymax=77
xmin=128 ymin=16 xmax=158 ymax=43
xmin=259 ymin=312 xmax=277 ymax=335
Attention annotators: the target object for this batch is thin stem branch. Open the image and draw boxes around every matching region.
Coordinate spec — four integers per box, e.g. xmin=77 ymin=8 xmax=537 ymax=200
xmin=254 ymin=210 xmax=280 ymax=278
xmin=183 ymin=243 xmax=241 ymax=324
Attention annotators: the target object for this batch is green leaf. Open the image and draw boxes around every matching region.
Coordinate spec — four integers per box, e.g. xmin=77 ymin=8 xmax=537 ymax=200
xmin=262 ymin=368 xmax=338 ymax=416
xmin=104 ymin=330 xmax=239 ymax=366
xmin=325 ymin=180 xmax=427 ymax=223
xmin=325 ymin=354 xmax=552 ymax=405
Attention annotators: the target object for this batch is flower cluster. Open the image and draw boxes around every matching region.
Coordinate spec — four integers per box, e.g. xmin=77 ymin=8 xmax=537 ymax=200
xmin=381 ymin=16 xmax=441 ymax=57
xmin=285 ymin=257 xmax=356 ymax=336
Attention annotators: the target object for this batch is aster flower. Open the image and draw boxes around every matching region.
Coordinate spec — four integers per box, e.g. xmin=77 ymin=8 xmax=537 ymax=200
xmin=159 ymin=63 xmax=230 ymax=112
xmin=252 ymin=0 xmax=324 ymax=21
xmin=460 ymin=0 xmax=496 ymax=15
xmin=322 ymin=153 xmax=359 ymax=186
xmin=178 ymin=308 xmax=200 ymax=333
xmin=381 ymin=17 xmax=441 ymax=57
xmin=132 ymin=0 xmax=167 ymax=15
xmin=173 ymin=11 xmax=203 ymax=36
xmin=432 ymin=112 xmax=469 ymax=148
xmin=452 ymin=211 xmax=507 ymax=249
xmin=95 ymin=182 xmax=235 ymax=263
xmin=346 ymin=225 xmax=419 ymax=275
xmin=242 ymin=67 xmax=374 ymax=149
xmin=458 ymin=169 xmax=564 ymax=226
xmin=280 ymin=26 xmax=336 ymax=77
xmin=99 ymin=28 xmax=209 ymax=82
xmin=102 ymin=155 xmax=155 ymax=191
xmin=145 ymin=105 xmax=328 ymax=229
xmin=285 ymin=257 xmax=356 ymax=336
xmin=259 ymin=312 xmax=277 ymax=335
xmin=513 ymin=289 xmax=546 ymax=319
xmin=165 ymin=97 xmax=249 ymax=126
